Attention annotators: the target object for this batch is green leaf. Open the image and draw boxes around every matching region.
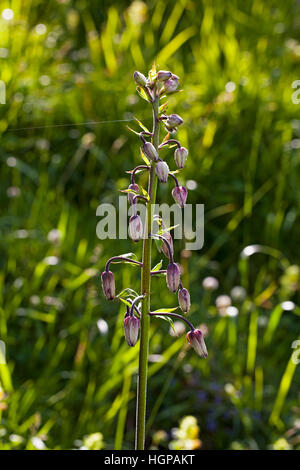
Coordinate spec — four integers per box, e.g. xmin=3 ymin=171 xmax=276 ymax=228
xmin=154 ymin=315 xmax=175 ymax=333
xmin=153 ymin=214 xmax=163 ymax=226
xmin=151 ymin=260 xmax=163 ymax=272
xmin=119 ymin=188 xmax=139 ymax=195
xmin=158 ymin=225 xmax=179 ymax=234
xmin=119 ymin=297 xmax=132 ymax=308
xmin=162 ymin=133 xmax=171 ymax=143
xmin=110 ymin=252 xmax=139 ymax=264
xmin=136 ymin=86 xmax=150 ymax=102
xmin=159 ymin=102 xmax=168 ymax=114
xmin=140 ymin=148 xmax=150 ymax=166
xmin=134 ymin=117 xmax=151 ymax=133
xmin=141 ymin=187 xmax=150 ymax=201
xmin=152 ymin=307 xmax=178 ymax=313
xmin=117 ymin=288 xmax=139 ymax=299
xmin=120 ymin=252 xmax=137 ymax=259
xmin=126 ymin=167 xmax=149 ymax=175
xmin=126 ymin=125 xmax=140 ymax=136
xmin=148 ymin=63 xmax=157 ymax=81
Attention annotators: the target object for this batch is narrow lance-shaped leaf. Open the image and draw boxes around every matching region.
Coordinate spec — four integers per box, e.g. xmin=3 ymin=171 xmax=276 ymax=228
xmin=141 ymin=187 xmax=150 ymax=201
xmin=134 ymin=117 xmax=151 ymax=133
xmin=136 ymin=86 xmax=150 ymax=102
xmin=154 ymin=315 xmax=175 ymax=333
xmin=159 ymin=102 xmax=168 ymax=114
xmin=140 ymin=148 xmax=150 ymax=166
xmin=108 ymin=253 xmax=139 ymax=265
xmin=117 ymin=288 xmax=140 ymax=299
xmin=119 ymin=297 xmax=132 ymax=308
xmin=126 ymin=125 xmax=140 ymax=136
xmin=151 ymin=260 xmax=163 ymax=272
xmin=158 ymin=225 xmax=179 ymax=234
xmin=152 ymin=307 xmax=179 ymax=313
xmin=119 ymin=188 xmax=140 ymax=195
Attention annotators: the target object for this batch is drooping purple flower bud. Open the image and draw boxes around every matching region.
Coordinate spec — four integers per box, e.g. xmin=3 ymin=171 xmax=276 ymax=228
xmin=129 ymin=214 xmax=143 ymax=242
xmin=101 ymin=270 xmax=115 ymax=300
xmin=172 ymin=186 xmax=188 ymax=208
xmin=133 ymin=71 xmax=147 ymax=87
xmin=128 ymin=183 xmax=139 ymax=205
xmin=165 ymin=114 xmax=183 ymax=128
xmin=186 ymin=329 xmax=208 ymax=358
xmin=166 ymin=262 xmax=181 ymax=293
xmin=174 ymin=147 xmax=188 ymax=169
xmin=178 ymin=287 xmax=191 ymax=313
xmin=142 ymin=142 xmax=159 ymax=162
xmin=157 ymin=70 xmax=172 ymax=81
xmin=124 ymin=315 xmax=139 ymax=346
xmin=163 ymin=74 xmax=179 ymax=93
xmin=155 ymin=161 xmax=169 ymax=183
xmin=161 ymin=231 xmax=173 ymax=259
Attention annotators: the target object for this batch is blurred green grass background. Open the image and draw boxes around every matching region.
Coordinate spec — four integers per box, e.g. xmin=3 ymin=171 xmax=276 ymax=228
xmin=0 ymin=0 xmax=300 ymax=450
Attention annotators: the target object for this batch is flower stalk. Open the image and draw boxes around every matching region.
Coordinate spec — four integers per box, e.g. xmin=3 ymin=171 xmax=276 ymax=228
xmin=135 ymin=84 xmax=160 ymax=450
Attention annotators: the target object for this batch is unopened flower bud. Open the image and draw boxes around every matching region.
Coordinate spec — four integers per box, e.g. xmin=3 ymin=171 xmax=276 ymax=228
xmin=133 ymin=71 xmax=147 ymax=87
xmin=163 ymin=74 xmax=179 ymax=93
xmin=128 ymin=183 xmax=139 ymax=205
xmin=178 ymin=287 xmax=191 ymax=313
xmin=161 ymin=231 xmax=173 ymax=259
xmin=101 ymin=270 xmax=115 ymax=300
xmin=142 ymin=142 xmax=159 ymax=161
xmin=187 ymin=329 xmax=208 ymax=358
xmin=124 ymin=315 xmax=139 ymax=346
xmin=165 ymin=114 xmax=183 ymax=128
xmin=172 ymin=186 xmax=188 ymax=208
xmin=166 ymin=262 xmax=181 ymax=292
xmin=174 ymin=147 xmax=188 ymax=169
xmin=155 ymin=161 xmax=169 ymax=183
xmin=157 ymin=70 xmax=172 ymax=81
xmin=129 ymin=214 xmax=143 ymax=242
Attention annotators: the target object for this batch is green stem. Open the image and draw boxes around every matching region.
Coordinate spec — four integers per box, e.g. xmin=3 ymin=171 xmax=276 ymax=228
xmin=135 ymin=87 xmax=160 ymax=450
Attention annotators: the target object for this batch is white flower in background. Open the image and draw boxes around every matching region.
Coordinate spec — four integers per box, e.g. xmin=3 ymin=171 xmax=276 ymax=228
xmin=31 ymin=436 xmax=46 ymax=450
xmin=202 ymin=276 xmax=219 ymax=291
xmin=47 ymin=229 xmax=62 ymax=244
xmin=2 ymin=9 xmax=14 ymax=21
xmin=216 ymin=295 xmax=232 ymax=316
xmin=226 ymin=306 xmax=239 ymax=318
xmin=44 ymin=256 xmax=59 ymax=266
xmin=97 ymin=319 xmax=108 ymax=334
xmin=230 ymin=286 xmax=246 ymax=302
xmin=35 ymin=24 xmax=47 ymax=35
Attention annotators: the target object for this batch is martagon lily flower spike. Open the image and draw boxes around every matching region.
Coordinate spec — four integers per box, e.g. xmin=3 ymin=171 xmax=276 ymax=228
xmin=100 ymin=65 xmax=207 ymax=450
